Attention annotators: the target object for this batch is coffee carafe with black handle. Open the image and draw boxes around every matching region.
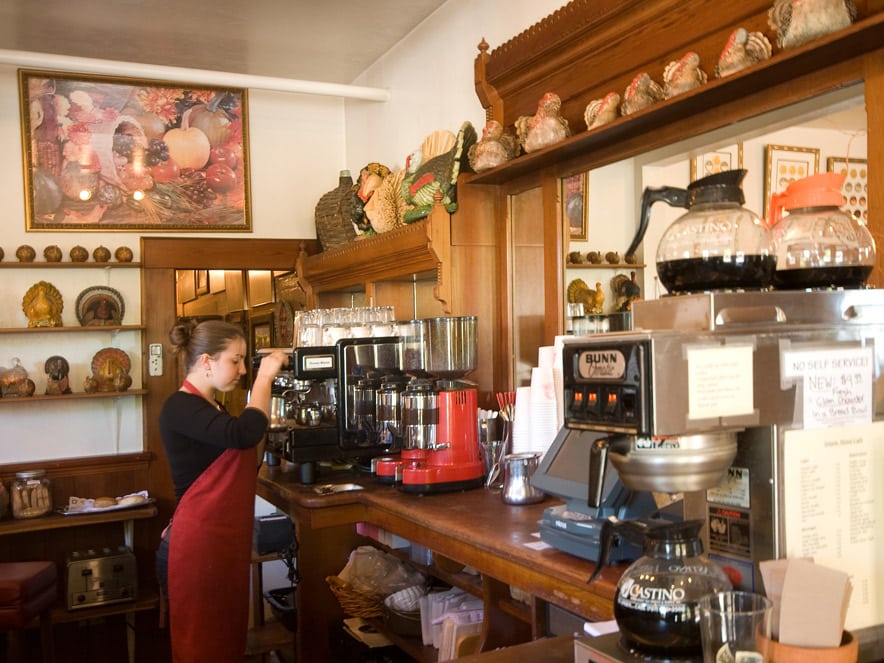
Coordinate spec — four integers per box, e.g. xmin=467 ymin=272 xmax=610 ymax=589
xmin=626 ymin=169 xmax=775 ymax=293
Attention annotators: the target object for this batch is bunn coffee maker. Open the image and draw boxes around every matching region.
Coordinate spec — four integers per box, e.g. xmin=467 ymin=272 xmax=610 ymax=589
xmin=561 ymin=290 xmax=884 ymax=659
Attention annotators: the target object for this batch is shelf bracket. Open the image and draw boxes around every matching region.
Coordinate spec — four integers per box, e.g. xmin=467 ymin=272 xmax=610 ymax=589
xmin=426 ymin=201 xmax=453 ymax=314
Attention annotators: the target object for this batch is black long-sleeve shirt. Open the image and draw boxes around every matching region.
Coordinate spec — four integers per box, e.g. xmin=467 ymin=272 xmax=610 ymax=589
xmin=159 ymin=391 xmax=268 ymax=501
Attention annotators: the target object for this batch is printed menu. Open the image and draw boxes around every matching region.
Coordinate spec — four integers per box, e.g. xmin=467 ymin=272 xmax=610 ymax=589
xmin=782 ymin=422 xmax=884 ymax=631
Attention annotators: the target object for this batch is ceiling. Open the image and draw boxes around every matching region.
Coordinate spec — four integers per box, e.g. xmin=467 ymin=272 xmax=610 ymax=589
xmin=0 ymin=0 xmax=448 ymax=84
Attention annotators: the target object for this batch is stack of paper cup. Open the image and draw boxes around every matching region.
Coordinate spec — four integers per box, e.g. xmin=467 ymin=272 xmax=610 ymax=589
xmin=510 ymin=386 xmax=533 ymax=454
xmin=529 ymin=366 xmax=559 ymax=457
xmin=541 ymin=341 xmax=567 ymax=432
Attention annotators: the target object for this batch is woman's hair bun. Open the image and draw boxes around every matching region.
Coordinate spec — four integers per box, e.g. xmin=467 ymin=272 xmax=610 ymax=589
xmin=169 ymin=319 xmax=199 ymax=351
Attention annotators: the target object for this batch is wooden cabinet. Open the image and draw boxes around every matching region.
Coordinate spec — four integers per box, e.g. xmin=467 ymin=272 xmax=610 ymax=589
xmin=465 ymin=1 xmax=884 ymax=390
xmin=296 ymin=199 xmax=500 ymax=405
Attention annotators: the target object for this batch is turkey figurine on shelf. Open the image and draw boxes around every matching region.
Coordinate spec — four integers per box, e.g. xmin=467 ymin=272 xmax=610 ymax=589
xmin=620 ymin=73 xmax=664 ymax=117
xmin=715 ymin=27 xmax=772 ymax=78
xmin=663 ymin=52 xmax=708 ymax=99
xmin=584 ymin=92 xmax=621 ymax=130
xmin=567 ymin=278 xmax=605 ymax=315
xmin=401 ymin=121 xmax=477 ymax=223
xmin=515 ymin=92 xmax=571 ymax=153
xmin=768 ymin=0 xmax=857 ymax=49
xmin=468 ymin=120 xmax=519 ymax=172
xmin=612 ymin=272 xmax=642 ymax=312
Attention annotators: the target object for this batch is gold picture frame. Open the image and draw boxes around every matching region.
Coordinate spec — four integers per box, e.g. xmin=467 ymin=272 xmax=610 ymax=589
xmin=19 ymin=69 xmax=251 ymax=231
xmin=563 ymin=173 xmax=588 ymax=241
xmin=827 ymin=157 xmax=868 ymax=222
xmin=690 ymin=144 xmax=743 ymax=182
xmin=763 ymin=144 xmax=820 ymax=217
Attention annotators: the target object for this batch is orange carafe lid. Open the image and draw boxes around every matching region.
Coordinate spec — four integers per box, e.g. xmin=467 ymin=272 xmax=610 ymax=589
xmin=767 ymin=172 xmax=846 ymax=227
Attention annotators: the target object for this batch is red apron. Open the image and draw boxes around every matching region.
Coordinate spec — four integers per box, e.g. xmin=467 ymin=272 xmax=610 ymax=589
xmin=168 ymin=445 xmax=256 ymax=662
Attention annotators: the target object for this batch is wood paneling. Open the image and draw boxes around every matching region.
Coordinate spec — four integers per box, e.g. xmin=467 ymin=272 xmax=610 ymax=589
xmin=465 ymin=1 xmax=884 ymax=388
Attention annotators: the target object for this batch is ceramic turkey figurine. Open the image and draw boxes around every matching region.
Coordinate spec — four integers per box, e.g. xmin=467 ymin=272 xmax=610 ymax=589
xmin=663 ymin=52 xmax=708 ymax=99
xmin=715 ymin=27 xmax=772 ymax=77
xmin=468 ymin=120 xmax=519 ymax=172
xmin=768 ymin=0 xmax=857 ymax=49
xmin=401 ymin=121 xmax=477 ymax=222
xmin=620 ymin=73 xmax=664 ymax=116
xmin=515 ymin=92 xmax=571 ymax=153
xmin=584 ymin=92 xmax=621 ymax=130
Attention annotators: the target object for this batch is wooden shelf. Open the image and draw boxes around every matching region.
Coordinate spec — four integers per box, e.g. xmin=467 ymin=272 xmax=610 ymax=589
xmin=0 ymin=262 xmax=142 ymax=269
xmin=468 ymin=13 xmax=884 ymax=186
xmin=566 ymin=263 xmax=645 ymax=269
xmin=364 ymin=616 xmax=439 ymax=663
xmin=52 ymin=586 xmax=160 ymax=624
xmin=246 ymin=619 xmax=294 ymax=656
xmin=297 ymin=204 xmax=455 ymax=313
xmin=0 ymin=389 xmax=146 ymax=405
xmin=0 ymin=504 xmax=157 ymax=536
xmin=0 ymin=324 xmax=144 ymax=333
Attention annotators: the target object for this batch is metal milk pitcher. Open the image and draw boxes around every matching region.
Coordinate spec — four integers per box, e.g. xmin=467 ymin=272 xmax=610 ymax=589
xmin=501 ymin=452 xmax=544 ymax=505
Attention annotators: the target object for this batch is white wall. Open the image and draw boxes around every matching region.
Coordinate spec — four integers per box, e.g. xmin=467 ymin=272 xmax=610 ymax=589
xmin=0 ymin=64 xmax=350 ymax=253
xmin=344 ymin=0 xmax=568 ymax=171
xmin=0 ymin=0 xmax=569 ymax=463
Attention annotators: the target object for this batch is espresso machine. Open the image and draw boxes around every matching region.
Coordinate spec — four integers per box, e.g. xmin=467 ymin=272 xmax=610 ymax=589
xmin=554 ymin=290 xmax=884 ymax=659
xmin=257 ymin=336 xmax=405 ymax=482
xmin=375 ymin=316 xmax=486 ymax=493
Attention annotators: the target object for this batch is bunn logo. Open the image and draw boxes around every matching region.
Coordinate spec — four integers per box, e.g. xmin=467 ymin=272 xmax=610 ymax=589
xmin=583 ymin=351 xmax=620 ymax=364
xmin=578 ymin=348 xmax=626 ymax=379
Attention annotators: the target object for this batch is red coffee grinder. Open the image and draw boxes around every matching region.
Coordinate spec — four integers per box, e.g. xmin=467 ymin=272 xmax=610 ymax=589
xmin=397 ymin=316 xmax=485 ymax=493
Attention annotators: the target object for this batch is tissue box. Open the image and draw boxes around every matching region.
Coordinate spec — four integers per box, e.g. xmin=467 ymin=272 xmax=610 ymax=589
xmin=253 ymin=513 xmax=294 ymax=555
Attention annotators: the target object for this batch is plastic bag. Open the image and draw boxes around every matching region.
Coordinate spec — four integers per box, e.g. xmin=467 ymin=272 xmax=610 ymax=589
xmin=337 ymin=545 xmax=426 ymax=596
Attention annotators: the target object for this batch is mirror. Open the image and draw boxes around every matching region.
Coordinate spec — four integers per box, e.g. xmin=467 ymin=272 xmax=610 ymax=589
xmin=564 ymin=84 xmax=868 ymax=315
xmin=174 ymin=268 xmax=306 ymax=412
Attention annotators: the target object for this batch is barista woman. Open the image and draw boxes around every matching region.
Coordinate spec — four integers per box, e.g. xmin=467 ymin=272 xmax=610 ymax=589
xmin=157 ymin=319 xmax=287 ymax=661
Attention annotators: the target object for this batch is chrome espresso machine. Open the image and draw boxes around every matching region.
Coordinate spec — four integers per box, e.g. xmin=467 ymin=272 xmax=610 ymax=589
xmin=548 ymin=290 xmax=884 ymax=656
xmin=259 ymin=335 xmax=405 ymax=482
xmin=259 ymin=316 xmax=485 ymax=493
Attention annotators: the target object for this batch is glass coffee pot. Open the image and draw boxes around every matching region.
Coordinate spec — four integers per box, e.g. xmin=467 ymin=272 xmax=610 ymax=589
xmin=627 ymin=169 xmax=775 ymax=293
xmin=767 ymin=171 xmax=875 ymax=289
xmin=612 ymin=520 xmax=733 ymax=659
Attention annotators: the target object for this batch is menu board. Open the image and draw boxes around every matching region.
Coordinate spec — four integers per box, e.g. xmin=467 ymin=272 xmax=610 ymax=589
xmin=782 ymin=422 xmax=884 ymax=630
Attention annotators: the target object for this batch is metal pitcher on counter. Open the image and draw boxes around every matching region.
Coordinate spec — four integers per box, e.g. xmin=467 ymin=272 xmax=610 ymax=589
xmin=501 ymin=452 xmax=544 ymax=505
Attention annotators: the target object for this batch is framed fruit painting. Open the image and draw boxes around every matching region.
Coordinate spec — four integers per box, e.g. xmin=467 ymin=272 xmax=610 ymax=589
xmin=18 ymin=69 xmax=251 ymax=231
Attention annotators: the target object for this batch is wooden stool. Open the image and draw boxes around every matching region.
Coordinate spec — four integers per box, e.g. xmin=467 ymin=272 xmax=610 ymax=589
xmin=0 ymin=561 xmax=58 ymax=663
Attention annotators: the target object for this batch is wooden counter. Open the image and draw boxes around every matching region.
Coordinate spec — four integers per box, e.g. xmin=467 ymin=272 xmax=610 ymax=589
xmin=257 ymin=463 xmax=624 ymax=661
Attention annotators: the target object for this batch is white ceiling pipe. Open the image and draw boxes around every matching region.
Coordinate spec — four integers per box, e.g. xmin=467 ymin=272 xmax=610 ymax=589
xmin=0 ymin=49 xmax=391 ymax=102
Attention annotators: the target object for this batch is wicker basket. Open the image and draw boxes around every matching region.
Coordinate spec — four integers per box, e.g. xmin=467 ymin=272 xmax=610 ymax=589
xmin=325 ymin=575 xmax=385 ymax=618
xmin=314 ymin=171 xmax=356 ymax=251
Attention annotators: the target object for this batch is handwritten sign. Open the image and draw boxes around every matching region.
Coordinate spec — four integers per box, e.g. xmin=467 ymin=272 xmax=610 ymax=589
xmin=782 ymin=346 xmax=873 ymax=428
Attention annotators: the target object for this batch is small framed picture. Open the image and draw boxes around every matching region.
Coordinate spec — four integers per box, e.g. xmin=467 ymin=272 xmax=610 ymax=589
xmin=827 ymin=157 xmax=868 ymax=222
xmin=764 ymin=145 xmax=820 ymax=216
xmin=690 ymin=144 xmax=743 ymax=182
xmin=563 ymin=173 xmax=588 ymax=241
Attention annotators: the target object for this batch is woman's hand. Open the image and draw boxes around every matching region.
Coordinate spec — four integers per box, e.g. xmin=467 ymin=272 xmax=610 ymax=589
xmin=255 ymin=350 xmax=289 ymax=382
xmin=249 ymin=350 xmax=289 ymax=417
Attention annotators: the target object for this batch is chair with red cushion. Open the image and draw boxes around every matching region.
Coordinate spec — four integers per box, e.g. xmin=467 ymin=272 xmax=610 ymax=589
xmin=0 ymin=561 xmax=57 ymax=663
